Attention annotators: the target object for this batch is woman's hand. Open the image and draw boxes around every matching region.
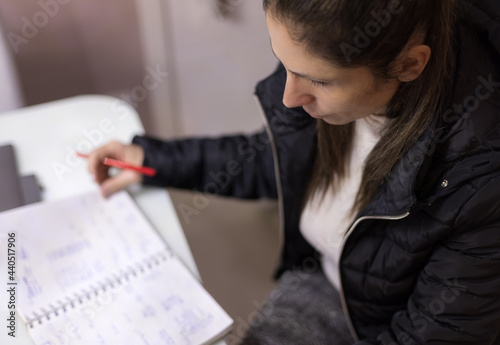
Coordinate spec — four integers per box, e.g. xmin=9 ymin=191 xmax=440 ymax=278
xmin=87 ymin=141 xmax=145 ymax=197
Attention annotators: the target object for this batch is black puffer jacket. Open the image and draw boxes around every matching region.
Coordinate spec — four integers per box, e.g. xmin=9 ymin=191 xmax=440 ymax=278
xmin=133 ymin=0 xmax=500 ymax=343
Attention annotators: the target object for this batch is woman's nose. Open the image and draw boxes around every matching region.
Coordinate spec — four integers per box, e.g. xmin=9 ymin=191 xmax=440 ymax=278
xmin=282 ymin=75 xmax=314 ymax=108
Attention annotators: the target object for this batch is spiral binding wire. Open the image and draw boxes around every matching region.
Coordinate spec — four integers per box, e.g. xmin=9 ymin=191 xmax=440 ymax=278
xmin=26 ymin=251 xmax=170 ymax=329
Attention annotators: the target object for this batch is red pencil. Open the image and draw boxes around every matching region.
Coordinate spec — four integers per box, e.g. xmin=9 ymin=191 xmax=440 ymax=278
xmin=76 ymin=152 xmax=157 ymax=177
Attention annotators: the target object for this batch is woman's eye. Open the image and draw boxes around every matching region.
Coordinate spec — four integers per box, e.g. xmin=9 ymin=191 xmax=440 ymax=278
xmin=310 ymin=80 xmax=329 ymax=87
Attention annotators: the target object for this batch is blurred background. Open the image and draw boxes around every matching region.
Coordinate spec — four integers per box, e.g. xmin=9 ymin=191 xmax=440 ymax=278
xmin=0 ymin=0 xmax=278 ymax=138
xmin=0 ymin=0 xmax=280 ymax=343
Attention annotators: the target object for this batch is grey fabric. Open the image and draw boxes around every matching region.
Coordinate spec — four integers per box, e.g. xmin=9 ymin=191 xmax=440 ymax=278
xmin=240 ymin=269 xmax=354 ymax=345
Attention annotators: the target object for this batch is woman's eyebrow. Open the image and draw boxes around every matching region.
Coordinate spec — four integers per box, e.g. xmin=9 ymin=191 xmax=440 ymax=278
xmin=269 ymin=42 xmax=332 ymax=82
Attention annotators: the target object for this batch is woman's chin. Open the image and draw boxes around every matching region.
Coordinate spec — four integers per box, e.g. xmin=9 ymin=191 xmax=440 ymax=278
xmin=319 ymin=115 xmax=353 ymax=126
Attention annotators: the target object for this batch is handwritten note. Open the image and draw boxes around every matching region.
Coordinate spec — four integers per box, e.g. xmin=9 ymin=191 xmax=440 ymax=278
xmin=0 ymin=191 xmax=167 ymax=319
xmin=27 ymin=255 xmax=232 ymax=345
xmin=0 ymin=191 xmax=232 ymax=345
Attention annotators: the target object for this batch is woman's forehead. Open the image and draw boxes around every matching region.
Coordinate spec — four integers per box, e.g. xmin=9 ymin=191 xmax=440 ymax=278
xmin=267 ymin=15 xmax=372 ymax=82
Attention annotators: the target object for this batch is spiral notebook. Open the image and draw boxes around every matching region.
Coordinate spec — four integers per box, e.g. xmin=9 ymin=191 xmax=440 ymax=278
xmin=0 ymin=190 xmax=233 ymax=345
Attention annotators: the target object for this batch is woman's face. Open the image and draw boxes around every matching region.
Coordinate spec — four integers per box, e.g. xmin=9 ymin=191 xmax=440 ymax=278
xmin=267 ymin=15 xmax=401 ymax=125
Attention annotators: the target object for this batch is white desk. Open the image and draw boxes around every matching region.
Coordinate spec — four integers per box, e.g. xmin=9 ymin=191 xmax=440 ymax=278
xmin=0 ymin=95 xmax=225 ymax=345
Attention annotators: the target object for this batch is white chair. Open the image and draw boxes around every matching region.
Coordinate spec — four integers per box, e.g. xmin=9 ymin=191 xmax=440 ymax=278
xmin=0 ymin=22 xmax=24 ymax=113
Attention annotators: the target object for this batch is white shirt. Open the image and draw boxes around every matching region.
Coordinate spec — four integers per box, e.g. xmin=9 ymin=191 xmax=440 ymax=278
xmin=300 ymin=115 xmax=387 ymax=290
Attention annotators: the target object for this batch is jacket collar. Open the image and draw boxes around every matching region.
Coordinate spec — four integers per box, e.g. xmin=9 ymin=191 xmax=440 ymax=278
xmin=360 ymin=115 xmax=439 ymax=217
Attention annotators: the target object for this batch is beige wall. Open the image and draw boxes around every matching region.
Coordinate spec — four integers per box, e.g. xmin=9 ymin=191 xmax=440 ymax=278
xmin=0 ymin=0 xmax=277 ymax=138
xmin=166 ymin=0 xmax=278 ymax=137
xmin=0 ymin=0 xmax=148 ymax=128
xmin=0 ymin=20 xmax=23 ymax=112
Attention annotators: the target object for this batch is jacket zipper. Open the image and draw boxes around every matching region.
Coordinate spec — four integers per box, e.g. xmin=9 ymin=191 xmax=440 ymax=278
xmin=254 ymin=96 xmax=286 ymax=253
xmin=338 ymin=212 xmax=410 ymax=341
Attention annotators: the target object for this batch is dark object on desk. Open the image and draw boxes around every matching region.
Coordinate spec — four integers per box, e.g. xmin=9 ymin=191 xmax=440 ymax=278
xmin=20 ymin=174 xmax=42 ymax=205
xmin=0 ymin=144 xmax=24 ymax=212
xmin=0 ymin=145 xmax=42 ymax=212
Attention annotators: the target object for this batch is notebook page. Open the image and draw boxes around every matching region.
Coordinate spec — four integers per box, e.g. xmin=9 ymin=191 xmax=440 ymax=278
xmin=0 ymin=190 xmax=167 ymax=322
xmin=28 ymin=254 xmax=233 ymax=345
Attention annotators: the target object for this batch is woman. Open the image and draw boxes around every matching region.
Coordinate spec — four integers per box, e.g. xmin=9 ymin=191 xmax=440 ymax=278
xmin=88 ymin=0 xmax=500 ymax=343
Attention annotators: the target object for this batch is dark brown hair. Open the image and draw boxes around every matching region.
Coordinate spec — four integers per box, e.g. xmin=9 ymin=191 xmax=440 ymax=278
xmin=263 ymin=0 xmax=457 ymax=214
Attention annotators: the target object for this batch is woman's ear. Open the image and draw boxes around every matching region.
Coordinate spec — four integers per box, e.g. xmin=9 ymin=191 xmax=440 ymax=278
xmin=397 ymin=44 xmax=432 ymax=82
